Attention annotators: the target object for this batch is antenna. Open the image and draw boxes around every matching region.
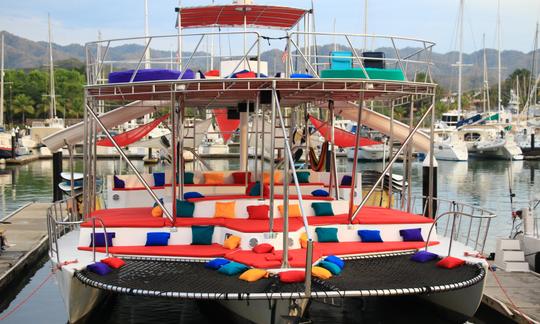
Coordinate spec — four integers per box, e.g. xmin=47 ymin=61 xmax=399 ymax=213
xmin=48 ymin=13 xmax=57 ymax=119
xmin=497 ymin=0 xmax=502 ymax=118
xmin=1 ymin=32 xmax=4 ymax=127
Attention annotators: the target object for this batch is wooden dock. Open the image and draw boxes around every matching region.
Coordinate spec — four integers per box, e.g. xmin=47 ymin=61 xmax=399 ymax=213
xmin=4 ymin=154 xmax=40 ymax=165
xmin=0 ymin=202 xmax=51 ymax=293
xmin=483 ymin=269 xmax=540 ymax=323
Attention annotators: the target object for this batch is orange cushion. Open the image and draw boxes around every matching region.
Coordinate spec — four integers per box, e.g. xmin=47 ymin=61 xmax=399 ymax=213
xmin=224 ymin=235 xmax=241 ymax=249
xmin=239 ymin=269 xmax=268 ymax=282
xmin=278 ymin=204 xmax=302 ymax=218
xmin=312 ymin=266 xmax=332 ymax=279
xmin=151 ymin=206 xmax=163 ymax=218
xmin=299 ymin=232 xmax=308 ymax=249
xmin=263 ymin=172 xmax=280 ymax=184
xmin=204 ymin=173 xmax=225 ymax=185
xmin=214 ymin=201 xmax=236 ymax=219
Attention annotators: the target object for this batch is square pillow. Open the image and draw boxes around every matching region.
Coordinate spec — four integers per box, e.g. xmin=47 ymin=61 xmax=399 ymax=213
xmin=192 ymin=225 xmax=214 ymax=245
xmin=263 ymin=172 xmax=280 ymax=184
xmin=153 ymin=172 xmax=165 ymax=186
xmin=205 ymin=258 xmax=230 ymax=270
xmin=410 ymin=251 xmax=438 ymax=263
xmin=145 ymin=232 xmax=170 ymax=246
xmin=224 ymin=235 xmax=241 ymax=249
xmin=400 ymin=228 xmax=424 ymax=242
xmin=358 ymin=229 xmax=383 ymax=243
xmin=296 ymin=171 xmax=310 ymax=184
xmin=89 ymin=232 xmax=115 ymax=247
xmin=86 ymin=262 xmax=112 ymax=276
xmin=299 ymin=232 xmax=308 ymax=249
xmin=217 ymin=261 xmax=249 ymax=275
xmin=151 ymin=206 xmax=163 ymax=218
xmin=340 ymin=175 xmax=352 ymax=186
xmin=214 ymin=201 xmax=236 ymax=219
xmin=324 ymin=255 xmax=345 ymax=269
xmin=184 ymin=192 xmax=205 ymax=199
xmin=246 ymin=182 xmax=270 ymax=196
xmin=176 ymin=200 xmax=195 ymax=218
xmin=279 ymin=270 xmax=305 ymax=283
xmin=184 ymin=172 xmax=195 ymax=184
xmin=239 ymin=269 xmax=268 ymax=282
xmin=232 ymin=172 xmax=252 ymax=184
xmin=437 ymin=256 xmax=465 ymax=269
xmin=100 ymin=257 xmax=126 ymax=269
xmin=311 ymin=266 xmax=332 ymax=279
xmin=247 ymin=205 xmax=270 ymax=220
xmin=315 ymin=227 xmax=339 ymax=243
xmin=204 ymin=173 xmax=225 ymax=185
xmin=113 ymin=175 xmax=125 ymax=189
xmin=318 ymin=260 xmax=342 ymax=275
xmin=311 ymin=202 xmax=334 ymax=216
xmin=278 ymin=204 xmax=302 ymax=218
xmin=311 ymin=189 xmax=329 ymax=197
xmin=252 ymin=243 xmax=274 ymax=254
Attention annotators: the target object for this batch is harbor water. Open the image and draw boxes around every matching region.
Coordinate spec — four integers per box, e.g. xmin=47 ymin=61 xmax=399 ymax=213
xmin=0 ymin=158 xmax=538 ymax=323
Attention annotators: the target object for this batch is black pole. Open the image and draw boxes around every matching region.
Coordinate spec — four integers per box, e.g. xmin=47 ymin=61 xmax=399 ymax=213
xmin=52 ymin=151 xmax=63 ymax=202
xmin=422 ymin=162 xmax=437 ymax=218
xmin=10 ymin=135 xmax=16 ymax=159
xmin=532 ymin=133 xmax=535 ymax=150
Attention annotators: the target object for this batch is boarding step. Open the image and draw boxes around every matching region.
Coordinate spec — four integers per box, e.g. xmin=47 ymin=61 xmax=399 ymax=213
xmin=494 ymin=238 xmax=530 ymax=272
xmin=500 ymin=261 xmax=530 ymax=272
xmin=499 ymin=250 xmax=525 ymax=262
xmin=497 ymin=239 xmax=522 ymax=251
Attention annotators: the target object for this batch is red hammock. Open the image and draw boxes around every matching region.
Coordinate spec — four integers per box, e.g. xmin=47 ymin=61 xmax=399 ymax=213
xmin=214 ymin=109 xmax=240 ymax=143
xmin=97 ymin=114 xmax=169 ymax=147
xmin=309 ymin=116 xmax=380 ymax=148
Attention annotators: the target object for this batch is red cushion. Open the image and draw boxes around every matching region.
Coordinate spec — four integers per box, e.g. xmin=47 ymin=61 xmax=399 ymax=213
xmin=436 ymin=256 xmax=465 ymax=269
xmin=245 ymin=183 xmax=270 ymax=196
xmin=265 ymin=252 xmax=293 ymax=261
xmin=100 ymin=257 xmax=126 ymax=269
xmin=232 ymin=172 xmax=252 ymax=184
xmin=236 ymin=71 xmax=257 ymax=78
xmin=247 ymin=205 xmax=270 ymax=220
xmin=206 ymin=69 xmax=220 ymax=77
xmin=279 ymin=270 xmax=305 ymax=283
xmin=252 ymin=243 xmax=274 ymax=254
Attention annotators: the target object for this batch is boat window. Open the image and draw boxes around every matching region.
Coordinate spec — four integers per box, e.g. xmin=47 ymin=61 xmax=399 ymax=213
xmin=464 ymin=133 xmax=481 ymax=141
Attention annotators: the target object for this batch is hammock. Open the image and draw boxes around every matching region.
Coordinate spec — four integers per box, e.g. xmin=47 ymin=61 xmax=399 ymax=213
xmin=97 ymin=114 xmax=169 ymax=147
xmin=309 ymin=115 xmax=380 ymax=148
xmin=213 ymin=109 xmax=240 ymax=143
xmin=309 ymin=141 xmax=329 ymax=171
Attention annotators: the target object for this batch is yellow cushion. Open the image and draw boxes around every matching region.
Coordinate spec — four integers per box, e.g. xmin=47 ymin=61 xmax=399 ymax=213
xmin=224 ymin=235 xmax=241 ymax=249
xmin=299 ymin=232 xmax=308 ymax=249
xmin=214 ymin=201 xmax=236 ymax=218
xmin=312 ymin=266 xmax=332 ymax=280
xmin=204 ymin=172 xmax=225 ymax=185
xmin=262 ymin=172 xmax=280 ymax=184
xmin=239 ymin=269 xmax=269 ymax=282
xmin=151 ymin=206 xmax=163 ymax=218
xmin=278 ymin=204 xmax=302 ymax=217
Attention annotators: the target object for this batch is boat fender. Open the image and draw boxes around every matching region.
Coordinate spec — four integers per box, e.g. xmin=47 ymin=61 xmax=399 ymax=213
xmin=535 ymin=252 xmax=540 ymax=273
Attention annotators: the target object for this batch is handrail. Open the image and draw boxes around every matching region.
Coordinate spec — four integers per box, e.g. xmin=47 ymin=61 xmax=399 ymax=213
xmin=90 ymin=217 xmax=110 ymax=262
xmin=47 ymin=194 xmax=82 ymax=264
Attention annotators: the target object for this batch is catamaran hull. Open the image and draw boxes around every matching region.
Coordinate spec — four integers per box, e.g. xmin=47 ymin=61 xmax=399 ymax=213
xmin=469 ymin=144 xmax=524 ymax=160
xmin=434 ymin=143 xmax=468 ymax=161
xmin=219 ymin=299 xmax=307 ymax=324
xmin=347 ymin=144 xmax=390 ymax=161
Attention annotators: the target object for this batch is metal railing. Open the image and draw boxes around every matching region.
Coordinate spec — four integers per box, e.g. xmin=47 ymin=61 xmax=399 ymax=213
xmin=47 ymin=195 xmax=83 ymax=264
xmin=397 ymin=196 xmax=497 ymax=255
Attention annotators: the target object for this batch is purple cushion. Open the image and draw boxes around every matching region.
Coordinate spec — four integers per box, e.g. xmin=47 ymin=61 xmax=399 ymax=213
xmin=113 ymin=175 xmax=125 ymax=189
xmin=400 ymin=228 xmax=424 ymax=242
xmin=89 ymin=232 xmax=115 ymax=247
xmin=108 ymin=68 xmax=195 ymax=83
xmin=410 ymin=250 xmax=438 ymax=263
xmin=87 ymin=262 xmax=112 ymax=276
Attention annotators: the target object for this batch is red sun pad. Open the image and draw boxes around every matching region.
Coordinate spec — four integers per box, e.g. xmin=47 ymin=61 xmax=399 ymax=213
xmin=314 ymin=241 xmax=439 ymax=256
xmin=225 ymin=248 xmax=323 ymax=269
xmin=79 ymin=243 xmax=234 ymax=258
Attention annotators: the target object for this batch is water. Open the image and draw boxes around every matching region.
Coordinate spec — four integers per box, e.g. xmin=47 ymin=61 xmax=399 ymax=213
xmin=0 ymin=158 xmax=538 ymax=323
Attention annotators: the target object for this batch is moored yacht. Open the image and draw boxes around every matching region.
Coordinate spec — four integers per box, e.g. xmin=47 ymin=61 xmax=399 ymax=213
xmin=459 ymin=124 xmax=523 ymax=160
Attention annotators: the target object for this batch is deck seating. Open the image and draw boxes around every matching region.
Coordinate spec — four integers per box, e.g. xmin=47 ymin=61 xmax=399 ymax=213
xmin=79 ymin=243 xmax=233 ymax=258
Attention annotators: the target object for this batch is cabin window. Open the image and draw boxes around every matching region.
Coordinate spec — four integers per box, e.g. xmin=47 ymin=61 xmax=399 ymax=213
xmin=464 ymin=133 xmax=480 ymax=142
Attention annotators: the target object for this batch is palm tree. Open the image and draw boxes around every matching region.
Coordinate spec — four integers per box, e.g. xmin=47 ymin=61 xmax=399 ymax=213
xmin=12 ymin=94 xmax=35 ymax=124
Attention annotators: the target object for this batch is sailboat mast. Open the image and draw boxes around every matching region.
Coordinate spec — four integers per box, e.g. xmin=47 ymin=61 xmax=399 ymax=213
xmin=457 ymin=0 xmax=464 ymax=115
xmin=144 ymin=0 xmax=151 ymax=69
xmin=531 ymin=22 xmax=539 ymax=109
xmin=483 ymin=34 xmax=491 ymax=114
xmin=363 ymin=0 xmax=368 ymax=50
xmin=1 ymin=32 xmax=4 ymax=127
xmin=497 ymin=0 xmax=502 ymax=119
xmin=48 ymin=14 xmax=56 ymax=119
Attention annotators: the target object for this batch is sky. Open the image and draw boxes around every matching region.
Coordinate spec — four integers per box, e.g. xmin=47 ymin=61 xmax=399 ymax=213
xmin=1 ymin=0 xmax=540 ymax=53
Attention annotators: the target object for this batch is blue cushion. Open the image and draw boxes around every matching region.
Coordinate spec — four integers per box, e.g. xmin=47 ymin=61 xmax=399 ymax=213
xmin=324 ymin=255 xmax=345 ymax=269
xmin=205 ymin=258 xmax=231 ymax=270
xmin=410 ymin=251 xmax=438 ymax=263
xmin=192 ymin=225 xmax=214 ymax=245
xmin=89 ymin=232 xmax=115 ymax=247
xmin=358 ymin=230 xmax=383 ymax=242
xmin=400 ymin=228 xmax=424 ymax=242
xmin=184 ymin=192 xmax=205 ymax=199
xmin=311 ymin=202 xmax=334 ymax=216
xmin=86 ymin=262 xmax=112 ymax=276
xmin=318 ymin=261 xmax=342 ymax=275
xmin=249 ymin=181 xmax=262 ymax=196
xmin=217 ymin=261 xmax=249 ymax=275
xmin=145 ymin=232 xmax=170 ymax=246
xmin=113 ymin=175 xmax=125 ymax=189
xmin=311 ymin=189 xmax=329 ymax=197
xmin=296 ymin=171 xmax=310 ymax=183
xmin=290 ymin=73 xmax=314 ymax=78
xmin=153 ymin=198 xmax=165 ymax=208
xmin=340 ymin=175 xmax=352 ymax=186
xmin=176 ymin=199 xmax=195 ymax=218
xmin=315 ymin=227 xmax=339 ymax=243
xmin=108 ymin=68 xmax=183 ymax=83
xmin=153 ymin=172 xmax=165 ymax=186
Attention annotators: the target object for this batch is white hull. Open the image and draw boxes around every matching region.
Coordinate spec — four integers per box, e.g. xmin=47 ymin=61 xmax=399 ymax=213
xmin=347 ymin=144 xmax=390 ymax=161
xmin=469 ymin=143 xmax=524 ymax=160
xmin=434 ymin=142 xmax=468 ymax=161
xmin=519 ymin=234 xmax=539 ymax=271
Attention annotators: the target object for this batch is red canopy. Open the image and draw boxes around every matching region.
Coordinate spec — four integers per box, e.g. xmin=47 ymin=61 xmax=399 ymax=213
xmin=309 ymin=116 xmax=380 ymax=148
xmin=213 ymin=109 xmax=240 ymax=143
xmin=179 ymin=5 xmax=307 ymax=29
xmin=97 ymin=114 xmax=169 ymax=147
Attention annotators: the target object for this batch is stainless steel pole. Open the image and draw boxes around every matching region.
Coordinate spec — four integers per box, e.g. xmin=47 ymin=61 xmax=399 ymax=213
xmin=268 ymin=84 xmax=277 ymax=235
xmin=348 ymin=92 xmax=364 ymax=222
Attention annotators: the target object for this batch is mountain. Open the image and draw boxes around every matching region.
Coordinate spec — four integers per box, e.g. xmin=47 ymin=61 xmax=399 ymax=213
xmin=1 ymin=31 xmax=536 ymax=91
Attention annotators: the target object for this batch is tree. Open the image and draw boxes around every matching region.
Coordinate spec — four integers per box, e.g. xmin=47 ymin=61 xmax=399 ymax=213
xmin=12 ymin=94 xmax=35 ymax=124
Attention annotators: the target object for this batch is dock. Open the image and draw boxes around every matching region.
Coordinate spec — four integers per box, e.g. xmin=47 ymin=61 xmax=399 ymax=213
xmin=483 ymin=269 xmax=540 ymax=323
xmin=0 ymin=202 xmax=51 ymax=293
xmin=4 ymin=154 xmax=40 ymax=165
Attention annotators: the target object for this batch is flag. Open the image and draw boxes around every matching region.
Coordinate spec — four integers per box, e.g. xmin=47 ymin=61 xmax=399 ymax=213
xmin=281 ymin=44 xmax=289 ymax=63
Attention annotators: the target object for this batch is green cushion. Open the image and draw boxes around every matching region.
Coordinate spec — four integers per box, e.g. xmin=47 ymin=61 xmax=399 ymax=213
xmin=315 ymin=227 xmax=339 ymax=243
xmin=177 ymin=172 xmax=195 ymax=184
xmin=311 ymin=202 xmax=334 ymax=216
xmin=191 ymin=225 xmax=214 ymax=245
xmin=296 ymin=171 xmax=310 ymax=184
xmin=318 ymin=260 xmax=342 ymax=275
xmin=176 ymin=199 xmax=195 ymax=218
xmin=320 ymin=68 xmax=405 ymax=81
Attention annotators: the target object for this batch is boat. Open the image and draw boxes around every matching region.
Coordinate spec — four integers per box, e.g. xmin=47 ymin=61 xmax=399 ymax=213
xmin=459 ymin=124 xmax=524 ymax=160
xmin=43 ymin=1 xmax=494 ymax=323
xmin=516 ymin=199 xmax=540 ymax=272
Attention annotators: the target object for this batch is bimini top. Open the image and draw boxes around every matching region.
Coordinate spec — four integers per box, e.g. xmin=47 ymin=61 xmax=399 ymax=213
xmin=177 ymin=4 xmax=307 ymax=29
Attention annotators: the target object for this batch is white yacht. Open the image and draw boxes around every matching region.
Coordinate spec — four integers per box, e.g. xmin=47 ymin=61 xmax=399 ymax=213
xmin=459 ymin=125 xmax=523 ymax=160
xmin=431 ymin=127 xmax=468 ymax=161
